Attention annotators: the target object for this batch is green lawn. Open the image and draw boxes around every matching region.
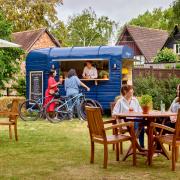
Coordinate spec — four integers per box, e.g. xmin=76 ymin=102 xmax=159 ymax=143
xmin=0 ymin=119 xmax=180 ymax=180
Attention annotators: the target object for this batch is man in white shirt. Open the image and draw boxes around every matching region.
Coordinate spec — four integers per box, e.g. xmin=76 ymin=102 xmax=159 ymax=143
xmin=82 ymin=61 xmax=98 ymax=79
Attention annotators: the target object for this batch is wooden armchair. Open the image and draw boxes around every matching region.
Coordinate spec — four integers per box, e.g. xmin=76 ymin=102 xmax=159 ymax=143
xmin=85 ymin=106 xmax=136 ymax=168
xmin=149 ymin=109 xmax=180 ymax=171
xmin=0 ymin=99 xmax=19 ymax=141
xmin=110 ymin=102 xmax=127 ymax=154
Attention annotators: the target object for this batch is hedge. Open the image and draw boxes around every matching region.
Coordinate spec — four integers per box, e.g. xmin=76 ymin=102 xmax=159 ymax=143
xmin=133 ymin=76 xmax=180 ymax=110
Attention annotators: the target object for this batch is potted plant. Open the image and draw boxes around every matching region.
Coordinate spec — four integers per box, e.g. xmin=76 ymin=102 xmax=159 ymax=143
xmin=139 ymin=94 xmax=153 ymax=114
xmin=99 ymin=70 xmax=109 ymax=79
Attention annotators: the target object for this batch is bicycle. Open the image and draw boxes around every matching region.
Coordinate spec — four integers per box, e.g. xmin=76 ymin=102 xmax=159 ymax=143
xmin=45 ymin=90 xmax=98 ymax=123
xmin=18 ymin=92 xmax=60 ymax=121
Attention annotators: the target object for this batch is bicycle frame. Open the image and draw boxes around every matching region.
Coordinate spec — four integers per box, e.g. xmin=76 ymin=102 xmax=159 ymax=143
xmin=56 ymin=93 xmax=85 ymax=114
xmin=28 ymin=95 xmax=55 ymax=113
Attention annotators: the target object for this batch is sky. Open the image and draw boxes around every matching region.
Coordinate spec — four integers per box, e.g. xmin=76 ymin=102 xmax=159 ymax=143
xmin=57 ymin=0 xmax=174 ymax=26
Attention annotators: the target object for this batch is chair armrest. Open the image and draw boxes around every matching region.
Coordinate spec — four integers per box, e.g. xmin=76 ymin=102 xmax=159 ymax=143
xmin=103 ymin=119 xmax=116 ymax=124
xmin=150 ymin=122 xmax=175 ymax=133
xmin=104 ymin=122 xmax=134 ymax=131
xmin=0 ymin=112 xmax=19 ymax=116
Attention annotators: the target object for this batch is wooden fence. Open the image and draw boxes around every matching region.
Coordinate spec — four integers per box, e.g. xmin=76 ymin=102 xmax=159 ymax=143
xmin=133 ymin=67 xmax=180 ymax=79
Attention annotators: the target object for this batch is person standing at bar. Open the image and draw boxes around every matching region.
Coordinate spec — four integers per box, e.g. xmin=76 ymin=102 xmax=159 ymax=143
xmin=82 ymin=61 xmax=98 ymax=79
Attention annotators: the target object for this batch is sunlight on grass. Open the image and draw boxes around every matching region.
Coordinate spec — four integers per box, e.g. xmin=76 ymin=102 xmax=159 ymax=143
xmin=0 ymin=118 xmax=179 ymax=179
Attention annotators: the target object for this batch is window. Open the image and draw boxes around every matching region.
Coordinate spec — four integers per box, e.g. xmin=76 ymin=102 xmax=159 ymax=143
xmin=59 ymin=60 xmax=109 ymax=80
xmin=174 ymin=44 xmax=180 ymax=55
xmin=133 ymin=55 xmax=145 ymax=66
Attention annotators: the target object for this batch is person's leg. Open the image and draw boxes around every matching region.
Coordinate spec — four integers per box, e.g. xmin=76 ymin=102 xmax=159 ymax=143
xmin=139 ymin=126 xmax=144 ymax=148
xmin=134 ymin=121 xmax=144 ymax=148
xmin=67 ymin=95 xmax=74 ymax=119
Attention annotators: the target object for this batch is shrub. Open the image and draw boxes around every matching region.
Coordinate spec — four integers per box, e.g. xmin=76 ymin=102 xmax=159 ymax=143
xmin=154 ymin=48 xmax=178 ymax=63
xmin=12 ymin=77 xmax=26 ymax=96
xmin=176 ymin=63 xmax=180 ymax=69
xmin=133 ymin=76 xmax=180 ymax=110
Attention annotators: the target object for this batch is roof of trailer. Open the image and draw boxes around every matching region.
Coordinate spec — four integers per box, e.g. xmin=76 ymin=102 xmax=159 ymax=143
xmin=28 ymin=45 xmax=134 ymax=60
xmin=50 ymin=46 xmax=133 ymax=60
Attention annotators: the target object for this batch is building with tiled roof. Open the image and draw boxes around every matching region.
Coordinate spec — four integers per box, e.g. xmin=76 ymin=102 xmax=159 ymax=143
xmin=116 ymin=25 xmax=169 ymax=64
xmin=164 ymin=25 xmax=180 ymax=56
xmin=12 ymin=28 xmax=60 ymax=53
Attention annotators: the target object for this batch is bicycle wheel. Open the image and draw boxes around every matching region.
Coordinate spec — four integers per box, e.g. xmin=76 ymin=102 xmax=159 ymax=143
xmin=93 ymin=100 xmax=104 ymax=114
xmin=79 ymin=98 xmax=96 ymax=120
xmin=45 ymin=99 xmax=67 ymax=123
xmin=19 ymin=99 xmax=41 ymax=121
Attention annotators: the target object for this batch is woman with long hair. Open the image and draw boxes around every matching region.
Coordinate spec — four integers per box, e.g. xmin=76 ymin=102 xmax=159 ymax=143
xmin=65 ymin=69 xmax=90 ymax=96
xmin=44 ymin=69 xmax=61 ymax=112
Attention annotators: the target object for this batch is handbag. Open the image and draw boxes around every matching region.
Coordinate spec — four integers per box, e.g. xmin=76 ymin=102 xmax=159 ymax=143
xmin=49 ymin=89 xmax=55 ymax=95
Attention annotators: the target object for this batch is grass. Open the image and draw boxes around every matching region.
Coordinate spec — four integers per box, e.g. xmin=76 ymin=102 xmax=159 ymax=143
xmin=0 ymin=118 xmax=180 ymax=179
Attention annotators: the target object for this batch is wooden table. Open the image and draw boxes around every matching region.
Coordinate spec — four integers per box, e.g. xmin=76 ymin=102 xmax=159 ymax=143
xmin=114 ymin=111 xmax=177 ymax=165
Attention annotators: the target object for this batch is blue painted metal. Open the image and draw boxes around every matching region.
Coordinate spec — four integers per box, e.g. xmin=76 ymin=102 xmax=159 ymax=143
xmin=26 ymin=46 xmax=133 ymax=110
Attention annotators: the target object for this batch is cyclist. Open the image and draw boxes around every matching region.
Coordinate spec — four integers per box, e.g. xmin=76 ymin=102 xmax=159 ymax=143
xmin=44 ymin=69 xmax=62 ymax=112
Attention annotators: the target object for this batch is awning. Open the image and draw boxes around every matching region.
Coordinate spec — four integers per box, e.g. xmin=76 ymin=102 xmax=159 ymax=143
xmin=0 ymin=39 xmax=21 ymax=47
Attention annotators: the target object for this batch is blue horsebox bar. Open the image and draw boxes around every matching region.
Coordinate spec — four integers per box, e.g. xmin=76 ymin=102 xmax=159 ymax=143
xmin=26 ymin=45 xmax=134 ymax=110
xmin=52 ymin=58 xmax=106 ymax=62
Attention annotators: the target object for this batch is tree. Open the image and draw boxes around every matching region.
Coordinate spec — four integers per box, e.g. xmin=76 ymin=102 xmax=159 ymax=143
xmin=51 ymin=21 xmax=70 ymax=47
xmin=129 ymin=7 xmax=174 ymax=31
xmin=54 ymin=8 xmax=117 ymax=47
xmin=0 ymin=0 xmax=63 ymax=32
xmin=0 ymin=11 xmax=24 ymax=91
xmin=172 ymin=0 xmax=180 ymax=25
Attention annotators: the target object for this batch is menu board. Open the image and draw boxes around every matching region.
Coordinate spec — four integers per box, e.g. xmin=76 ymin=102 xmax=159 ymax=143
xmin=29 ymin=71 xmax=43 ymax=101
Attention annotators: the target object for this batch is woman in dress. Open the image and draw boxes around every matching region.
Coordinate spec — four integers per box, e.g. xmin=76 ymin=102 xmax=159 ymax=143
xmin=44 ymin=69 xmax=61 ymax=112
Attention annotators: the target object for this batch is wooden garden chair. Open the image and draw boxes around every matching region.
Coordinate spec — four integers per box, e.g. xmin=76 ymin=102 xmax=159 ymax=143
xmin=0 ymin=99 xmax=19 ymax=141
xmin=85 ymin=106 xmax=136 ymax=168
xmin=110 ymin=102 xmax=128 ymax=154
xmin=149 ymin=109 xmax=180 ymax=171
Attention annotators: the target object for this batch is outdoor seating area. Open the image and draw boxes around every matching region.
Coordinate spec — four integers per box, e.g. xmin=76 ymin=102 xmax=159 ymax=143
xmin=0 ymin=118 xmax=180 ymax=179
xmin=1 ymin=0 xmax=180 ymax=179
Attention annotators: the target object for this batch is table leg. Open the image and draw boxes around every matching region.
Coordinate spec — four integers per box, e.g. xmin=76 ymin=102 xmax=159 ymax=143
xmin=123 ymin=125 xmax=146 ymax=161
xmin=148 ymin=118 xmax=154 ymax=165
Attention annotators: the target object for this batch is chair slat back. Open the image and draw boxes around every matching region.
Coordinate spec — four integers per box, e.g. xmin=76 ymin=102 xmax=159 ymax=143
xmin=9 ymin=99 xmax=19 ymax=121
xmin=85 ymin=106 xmax=105 ymax=139
xmin=110 ymin=102 xmax=116 ymax=118
xmin=175 ymin=109 xmax=180 ymax=140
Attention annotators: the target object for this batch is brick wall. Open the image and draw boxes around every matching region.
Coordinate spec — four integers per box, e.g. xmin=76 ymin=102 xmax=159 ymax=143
xmin=133 ymin=67 xmax=180 ymax=79
xmin=30 ymin=32 xmax=58 ymax=51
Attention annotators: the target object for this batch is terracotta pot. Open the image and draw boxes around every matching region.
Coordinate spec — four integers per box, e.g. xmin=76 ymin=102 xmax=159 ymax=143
xmin=142 ymin=105 xmax=151 ymax=114
xmin=103 ymin=75 xmax=108 ymax=79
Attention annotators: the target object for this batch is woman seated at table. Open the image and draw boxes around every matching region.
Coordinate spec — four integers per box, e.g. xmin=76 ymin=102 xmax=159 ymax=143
xmin=112 ymin=84 xmax=145 ymax=148
xmin=165 ymin=84 xmax=180 ymax=128
xmin=155 ymin=84 xmax=180 ymax=152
